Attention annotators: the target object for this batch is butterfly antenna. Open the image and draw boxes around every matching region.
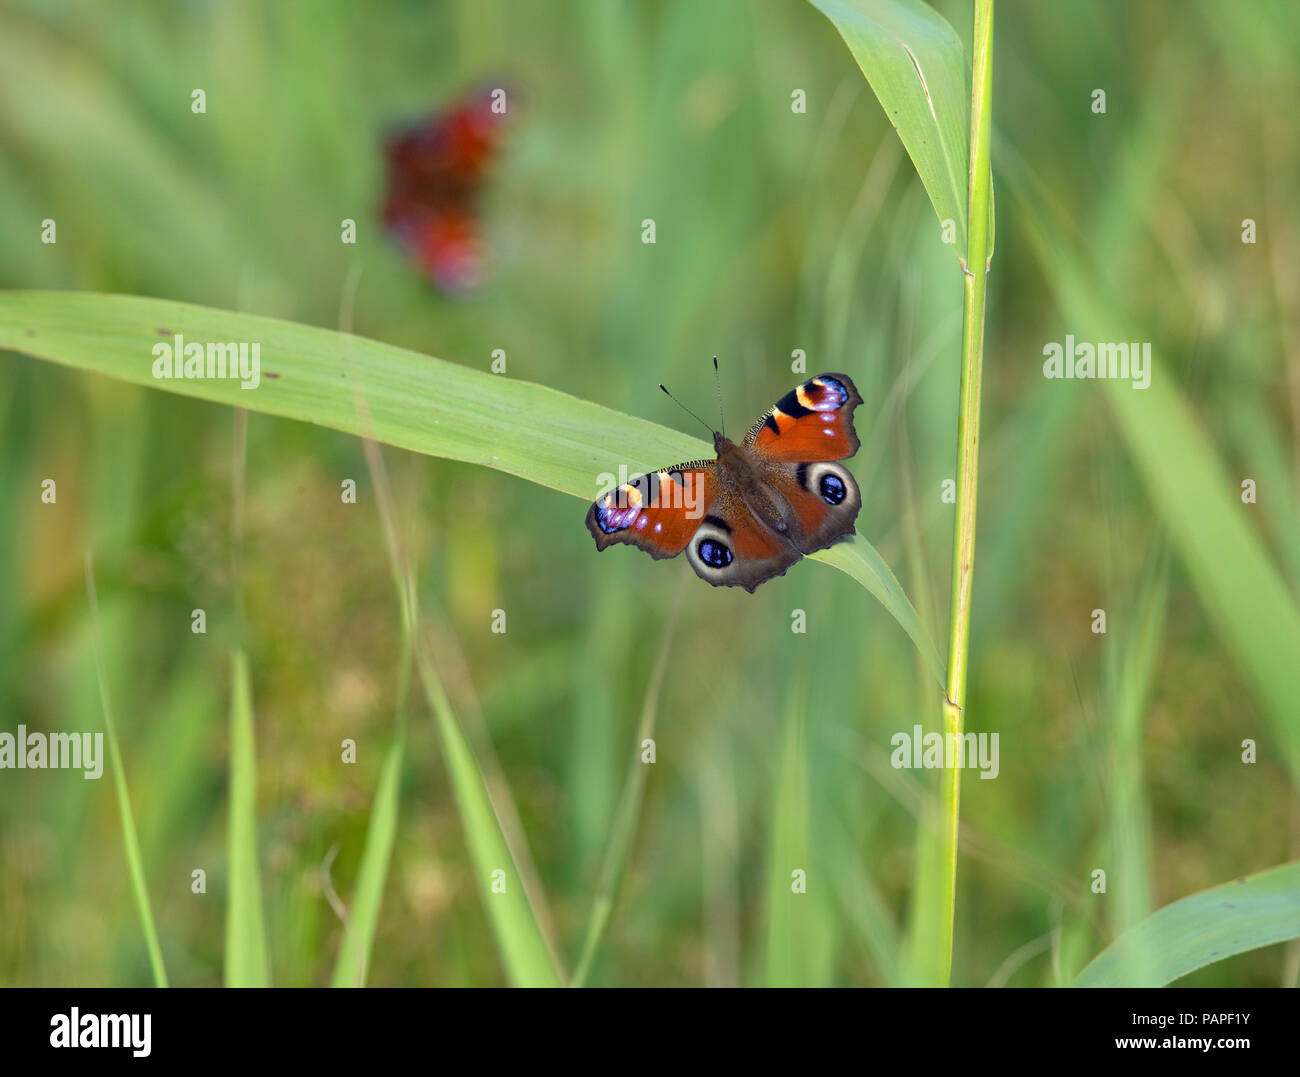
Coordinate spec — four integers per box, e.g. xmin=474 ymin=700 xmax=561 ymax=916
xmin=659 ymin=384 xmax=714 ymax=436
xmin=712 ymin=355 xmax=725 ymax=438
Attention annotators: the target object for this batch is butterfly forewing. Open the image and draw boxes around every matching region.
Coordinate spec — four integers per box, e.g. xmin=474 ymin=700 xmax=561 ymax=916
xmin=744 ymin=372 xmax=863 ymax=462
xmin=586 ymin=463 xmax=716 ymax=559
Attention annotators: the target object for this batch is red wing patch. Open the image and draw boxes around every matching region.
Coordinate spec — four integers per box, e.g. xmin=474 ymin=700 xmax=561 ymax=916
xmin=744 ymin=373 xmax=863 ymax=462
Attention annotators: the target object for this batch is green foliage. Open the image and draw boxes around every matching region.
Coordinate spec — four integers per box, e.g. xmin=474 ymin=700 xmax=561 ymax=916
xmin=1077 ymin=861 xmax=1300 ymax=988
xmin=224 ymin=649 xmax=270 ymax=987
xmin=808 ymin=0 xmax=971 ymax=251
xmin=3 ymin=0 xmax=1299 ymax=990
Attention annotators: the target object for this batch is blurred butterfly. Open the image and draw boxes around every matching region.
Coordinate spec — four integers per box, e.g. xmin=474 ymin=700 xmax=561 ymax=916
xmin=380 ymin=84 xmax=511 ymax=294
xmin=586 ymin=370 xmax=863 ymax=592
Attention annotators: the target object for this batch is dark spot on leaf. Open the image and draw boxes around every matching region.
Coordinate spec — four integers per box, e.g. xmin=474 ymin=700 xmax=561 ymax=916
xmin=156 ymin=328 xmax=173 ymax=336
xmin=24 ymin=330 xmax=35 ymax=337
xmin=264 ymin=371 xmax=280 ymax=379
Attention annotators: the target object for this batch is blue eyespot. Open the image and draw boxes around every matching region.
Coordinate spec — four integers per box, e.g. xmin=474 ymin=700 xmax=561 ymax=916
xmin=698 ymin=538 xmax=733 ymax=568
xmin=819 ymin=473 xmax=847 ymax=505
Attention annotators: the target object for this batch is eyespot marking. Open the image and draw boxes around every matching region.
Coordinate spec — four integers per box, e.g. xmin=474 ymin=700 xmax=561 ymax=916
xmin=804 ymin=375 xmax=849 ymax=411
xmin=819 ymin=472 xmax=846 ymax=505
xmin=697 ymin=538 xmax=733 ymax=568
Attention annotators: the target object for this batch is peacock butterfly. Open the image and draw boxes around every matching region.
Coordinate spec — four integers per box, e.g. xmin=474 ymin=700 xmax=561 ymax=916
xmin=586 ymin=372 xmax=863 ymax=592
xmin=380 ymin=85 xmax=511 ymax=294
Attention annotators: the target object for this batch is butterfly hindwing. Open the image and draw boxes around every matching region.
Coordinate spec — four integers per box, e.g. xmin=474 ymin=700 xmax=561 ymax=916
xmin=682 ymin=482 xmax=802 ymax=592
xmin=758 ymin=457 xmax=862 ymax=555
xmin=744 ymin=372 xmax=863 ymax=462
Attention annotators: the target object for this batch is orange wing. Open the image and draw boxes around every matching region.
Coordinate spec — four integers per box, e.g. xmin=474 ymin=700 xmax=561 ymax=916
xmin=586 ymin=464 xmax=715 ymax=559
xmin=757 ymin=459 xmax=862 ymax=555
xmin=743 ymin=373 xmax=862 ymax=462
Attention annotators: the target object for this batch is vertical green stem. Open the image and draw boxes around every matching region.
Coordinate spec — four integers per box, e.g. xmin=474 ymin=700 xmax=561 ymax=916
xmin=937 ymin=0 xmax=994 ymax=986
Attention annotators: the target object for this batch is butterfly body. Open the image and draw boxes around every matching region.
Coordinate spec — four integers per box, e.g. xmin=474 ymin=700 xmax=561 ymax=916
xmin=586 ymin=373 xmax=863 ymax=592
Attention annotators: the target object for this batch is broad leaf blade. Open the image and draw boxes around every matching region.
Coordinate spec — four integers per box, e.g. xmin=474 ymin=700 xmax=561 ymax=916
xmin=0 ymin=290 xmax=704 ymax=499
xmin=1076 ymin=861 xmax=1300 ymax=987
xmin=808 ymin=0 xmax=970 ymax=250
xmin=0 ymin=290 xmax=941 ymax=682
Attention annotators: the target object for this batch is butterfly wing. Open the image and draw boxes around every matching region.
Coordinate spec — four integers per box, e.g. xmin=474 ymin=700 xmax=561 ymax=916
xmin=743 ymin=372 xmax=863 ymax=462
xmin=587 ymin=463 xmax=714 ymax=558
xmin=586 ymin=462 xmax=801 ymax=592
xmin=743 ymin=373 xmax=863 ymax=554
xmin=382 ymin=204 xmax=483 ymax=293
xmin=756 ymin=457 xmax=862 ymax=556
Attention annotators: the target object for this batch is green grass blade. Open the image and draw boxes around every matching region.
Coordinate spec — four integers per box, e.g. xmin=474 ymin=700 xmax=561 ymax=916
xmin=811 ymin=0 xmax=991 ymax=987
xmin=0 ymin=290 xmax=704 ymax=499
xmin=1010 ymin=214 xmax=1300 ymax=777
xmin=826 ymin=817 xmax=903 ymax=985
xmin=929 ymin=0 xmax=993 ymax=990
xmin=763 ymin=692 xmax=812 ymax=986
xmin=762 ymin=684 xmax=837 ymax=986
xmin=84 ymin=553 xmax=168 ymax=988
xmin=326 ymin=427 xmax=414 ymax=988
xmin=1104 ymin=369 xmax=1300 ymax=773
xmin=0 ymin=290 xmax=940 ymax=676
xmin=354 ymin=397 xmax=560 ymax=988
xmin=570 ymin=578 xmax=684 ymax=987
xmin=807 ymin=0 xmax=972 ymax=252
xmin=1076 ymin=861 xmax=1300 ymax=987
xmin=417 ymin=639 xmax=563 ymax=988
xmin=1000 ymin=77 xmax=1300 ymax=779
xmin=1093 ymin=556 xmax=1167 ymax=986
xmin=224 ymin=648 xmax=270 ymax=987
xmin=329 ymin=734 xmax=404 ymax=988
xmin=1104 ymin=561 xmax=1167 ymax=929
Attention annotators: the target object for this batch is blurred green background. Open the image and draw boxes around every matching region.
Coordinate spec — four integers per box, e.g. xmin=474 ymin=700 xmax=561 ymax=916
xmin=2 ymin=0 xmax=1299 ymax=987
